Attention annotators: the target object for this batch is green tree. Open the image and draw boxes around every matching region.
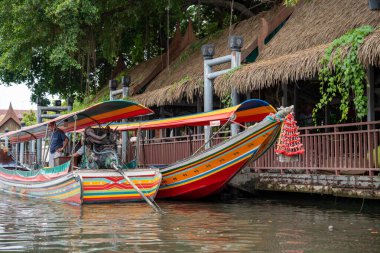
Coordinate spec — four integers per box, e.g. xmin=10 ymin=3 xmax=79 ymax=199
xmin=0 ymin=0 xmax=283 ymax=103
xmin=22 ymin=110 xmax=37 ymax=126
xmin=283 ymin=0 xmax=299 ymax=6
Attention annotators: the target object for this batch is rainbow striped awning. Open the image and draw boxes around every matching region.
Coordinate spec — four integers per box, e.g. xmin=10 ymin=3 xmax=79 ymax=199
xmin=0 ymin=100 xmax=153 ymax=143
xmin=109 ymin=99 xmax=276 ymax=131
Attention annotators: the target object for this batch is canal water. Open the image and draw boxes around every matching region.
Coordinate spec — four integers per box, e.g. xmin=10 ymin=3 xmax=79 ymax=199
xmin=0 ymin=194 xmax=379 ymax=252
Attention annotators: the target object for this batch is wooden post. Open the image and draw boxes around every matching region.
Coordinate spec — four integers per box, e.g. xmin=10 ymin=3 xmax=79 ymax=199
xmin=196 ymin=97 xmax=202 ymax=136
xmin=305 ymin=129 xmax=310 ymax=175
xmin=282 ymin=83 xmax=288 ymax=106
xmin=367 ymin=65 xmax=375 ymax=176
xmin=293 ymin=84 xmax=298 ymax=117
xmin=367 ymin=65 xmax=375 ymax=122
xmin=334 ymin=126 xmax=339 ymax=172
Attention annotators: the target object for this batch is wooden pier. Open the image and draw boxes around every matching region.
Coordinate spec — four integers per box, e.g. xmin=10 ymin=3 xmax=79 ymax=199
xmin=229 ymin=169 xmax=380 ymax=200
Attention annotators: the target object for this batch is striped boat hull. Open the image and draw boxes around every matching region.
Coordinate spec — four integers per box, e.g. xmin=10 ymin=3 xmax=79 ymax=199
xmin=0 ymin=173 xmax=82 ymax=204
xmin=77 ymin=169 xmax=162 ymax=203
xmin=0 ymin=167 xmax=162 ymax=205
xmin=157 ymin=117 xmax=281 ymax=199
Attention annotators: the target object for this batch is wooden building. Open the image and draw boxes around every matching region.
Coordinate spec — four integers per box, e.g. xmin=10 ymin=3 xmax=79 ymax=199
xmin=214 ymin=0 xmax=380 ymax=124
xmin=106 ymin=0 xmax=380 ymax=198
xmin=0 ymin=103 xmax=22 ymax=133
xmin=0 ymin=1 xmax=377 ymax=199
xmin=130 ymin=5 xmax=293 ymax=109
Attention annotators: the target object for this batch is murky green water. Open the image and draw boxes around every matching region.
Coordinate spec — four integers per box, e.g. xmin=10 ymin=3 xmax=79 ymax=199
xmin=0 ymin=194 xmax=379 ymax=252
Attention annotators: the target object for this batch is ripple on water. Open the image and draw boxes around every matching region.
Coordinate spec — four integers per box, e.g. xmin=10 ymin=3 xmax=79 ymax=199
xmin=0 ymin=195 xmax=379 ymax=252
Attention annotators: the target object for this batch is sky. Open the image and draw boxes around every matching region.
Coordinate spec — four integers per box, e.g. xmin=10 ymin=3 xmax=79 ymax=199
xmin=0 ymin=84 xmax=36 ymax=110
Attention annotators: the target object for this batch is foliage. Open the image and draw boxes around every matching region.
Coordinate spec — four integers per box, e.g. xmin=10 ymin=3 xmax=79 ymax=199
xmin=220 ymin=66 xmax=242 ymax=107
xmin=71 ymin=91 xmax=109 ymax=112
xmin=284 ymin=0 xmax=300 ymax=6
xmin=183 ymin=4 xmax=234 ymax=39
xmin=221 ymin=94 xmax=232 ymax=108
xmin=0 ymin=0 xmax=182 ymax=101
xmin=224 ymin=65 xmax=242 ymax=80
xmin=22 ymin=110 xmax=37 ymax=126
xmin=313 ymin=25 xmax=374 ymax=123
xmin=0 ymin=0 xmax=283 ymax=104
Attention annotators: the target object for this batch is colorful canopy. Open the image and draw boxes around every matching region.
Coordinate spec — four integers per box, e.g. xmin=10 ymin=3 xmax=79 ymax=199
xmin=109 ymin=99 xmax=276 ymax=131
xmin=0 ymin=100 xmax=153 ymax=143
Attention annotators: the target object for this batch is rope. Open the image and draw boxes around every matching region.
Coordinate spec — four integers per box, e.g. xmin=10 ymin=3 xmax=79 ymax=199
xmin=70 ymin=115 xmax=78 ymax=156
xmin=192 ymin=118 xmax=233 ymax=156
xmin=15 ymin=135 xmax=19 ymax=170
xmin=230 ymin=120 xmax=247 ymax=129
xmin=43 ymin=126 xmax=54 ymax=167
xmin=228 ymin=0 xmax=234 ymax=44
xmin=359 ymin=197 xmax=365 ymax=213
xmin=166 ymin=0 xmax=170 ymax=74
xmin=159 ymin=0 xmax=164 ymax=69
xmin=69 ymin=115 xmax=78 ymax=170
xmin=197 ymin=0 xmax=201 ymax=35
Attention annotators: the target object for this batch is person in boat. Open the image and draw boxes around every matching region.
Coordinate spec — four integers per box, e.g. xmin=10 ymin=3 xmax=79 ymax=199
xmin=72 ymin=145 xmax=84 ymax=158
xmin=72 ymin=134 xmax=84 ymax=158
xmin=48 ymin=121 xmax=68 ymax=167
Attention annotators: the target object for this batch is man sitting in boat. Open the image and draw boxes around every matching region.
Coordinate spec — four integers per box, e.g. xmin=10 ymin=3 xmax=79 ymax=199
xmin=48 ymin=122 xmax=68 ymax=168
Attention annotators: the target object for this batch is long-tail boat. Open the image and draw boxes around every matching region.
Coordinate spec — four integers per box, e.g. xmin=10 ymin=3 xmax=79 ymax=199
xmin=0 ymin=100 xmax=162 ymax=206
xmin=109 ymin=99 xmax=292 ymax=200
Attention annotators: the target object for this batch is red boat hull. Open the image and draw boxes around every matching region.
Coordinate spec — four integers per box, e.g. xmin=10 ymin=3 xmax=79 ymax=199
xmin=157 ymin=117 xmax=281 ymax=200
xmin=157 ymin=158 xmax=248 ymax=199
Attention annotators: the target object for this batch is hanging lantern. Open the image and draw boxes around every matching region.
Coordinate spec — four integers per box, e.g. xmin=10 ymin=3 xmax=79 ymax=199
xmin=275 ymin=112 xmax=305 ymax=162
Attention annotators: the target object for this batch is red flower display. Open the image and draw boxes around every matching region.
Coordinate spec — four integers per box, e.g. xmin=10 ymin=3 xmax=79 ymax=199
xmin=275 ymin=112 xmax=305 ymax=157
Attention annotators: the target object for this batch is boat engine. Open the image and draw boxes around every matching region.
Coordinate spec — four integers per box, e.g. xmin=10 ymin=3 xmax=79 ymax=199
xmin=82 ymin=127 xmax=120 ymax=169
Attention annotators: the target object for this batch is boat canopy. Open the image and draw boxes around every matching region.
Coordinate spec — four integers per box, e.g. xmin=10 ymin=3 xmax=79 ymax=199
xmin=0 ymin=100 xmax=153 ymax=143
xmin=108 ymin=99 xmax=276 ymax=131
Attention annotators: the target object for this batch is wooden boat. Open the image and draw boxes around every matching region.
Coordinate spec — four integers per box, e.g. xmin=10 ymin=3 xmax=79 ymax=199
xmin=110 ymin=100 xmax=293 ymax=200
xmin=0 ymin=100 xmax=162 ymax=205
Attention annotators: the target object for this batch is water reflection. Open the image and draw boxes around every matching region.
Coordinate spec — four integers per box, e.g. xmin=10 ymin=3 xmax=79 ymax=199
xmin=0 ymin=194 xmax=379 ymax=252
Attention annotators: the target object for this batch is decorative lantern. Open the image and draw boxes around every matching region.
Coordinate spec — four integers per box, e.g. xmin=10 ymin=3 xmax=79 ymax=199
xmin=275 ymin=112 xmax=305 ymax=162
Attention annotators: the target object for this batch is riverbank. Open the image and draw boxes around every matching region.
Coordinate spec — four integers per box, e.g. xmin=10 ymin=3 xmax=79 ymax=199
xmin=229 ymin=168 xmax=380 ymax=200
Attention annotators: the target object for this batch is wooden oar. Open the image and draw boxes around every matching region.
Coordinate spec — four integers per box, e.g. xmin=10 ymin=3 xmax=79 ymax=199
xmin=111 ymin=163 xmax=162 ymax=213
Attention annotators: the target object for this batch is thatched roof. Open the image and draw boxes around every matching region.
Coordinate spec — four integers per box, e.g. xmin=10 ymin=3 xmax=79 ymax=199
xmin=91 ymin=55 xmax=162 ymax=102
xmin=359 ymin=29 xmax=380 ymax=67
xmin=215 ymin=44 xmax=328 ymax=94
xmin=258 ymin=0 xmax=380 ymax=60
xmin=214 ymin=0 xmax=380 ymax=95
xmin=128 ymin=55 xmax=163 ymax=90
xmin=131 ymin=6 xmax=284 ymax=107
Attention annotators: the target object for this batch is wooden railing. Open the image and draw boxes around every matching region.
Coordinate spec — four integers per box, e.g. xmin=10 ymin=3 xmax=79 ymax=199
xmin=252 ymin=121 xmax=380 ymax=175
xmin=22 ymin=152 xmax=37 ymax=165
xmin=128 ymin=134 xmax=228 ymax=166
xmin=0 ymin=148 xmax=36 ymax=167
xmin=128 ymin=121 xmax=380 ymax=175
